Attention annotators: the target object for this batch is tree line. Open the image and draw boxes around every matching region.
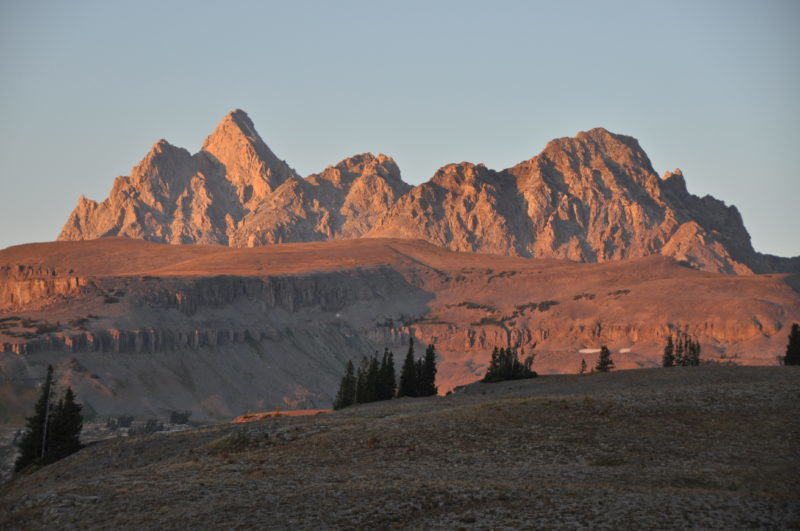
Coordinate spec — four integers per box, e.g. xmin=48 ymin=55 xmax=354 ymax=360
xmin=334 ymin=338 xmax=437 ymax=410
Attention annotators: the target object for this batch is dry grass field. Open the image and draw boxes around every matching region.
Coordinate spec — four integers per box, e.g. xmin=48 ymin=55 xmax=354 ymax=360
xmin=1 ymin=365 xmax=798 ymax=529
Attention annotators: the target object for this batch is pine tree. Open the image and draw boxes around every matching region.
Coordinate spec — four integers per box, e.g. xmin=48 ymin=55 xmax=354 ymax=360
xmin=579 ymin=358 xmax=587 ymax=374
xmin=596 ymin=346 xmax=614 ymax=372
xmin=365 ymin=355 xmax=380 ymax=403
xmin=355 ymin=357 xmax=369 ymax=404
xmin=784 ymin=323 xmax=800 ymax=366
xmin=333 ymin=360 xmax=356 ymax=410
xmin=15 ymin=367 xmax=84 ymax=472
xmin=45 ymin=387 xmax=83 ymax=464
xmin=674 ymin=335 xmax=686 ymax=367
xmin=662 ymin=335 xmax=675 ymax=367
xmin=378 ymin=348 xmax=396 ymax=400
xmin=398 ymin=337 xmax=417 ymax=397
xmin=483 ymin=346 xmax=537 ymax=382
xmin=15 ymin=365 xmax=55 ymax=472
xmin=686 ymin=337 xmax=701 ymax=366
xmin=417 ymin=344 xmax=438 ymax=396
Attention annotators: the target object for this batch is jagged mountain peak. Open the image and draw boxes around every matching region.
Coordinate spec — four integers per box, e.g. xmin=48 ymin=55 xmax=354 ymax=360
xmin=57 ymin=116 xmax=797 ymax=274
xmin=202 ymin=109 xmax=261 ymax=149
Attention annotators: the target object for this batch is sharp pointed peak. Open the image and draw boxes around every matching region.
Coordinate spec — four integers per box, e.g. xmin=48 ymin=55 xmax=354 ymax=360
xmin=222 ymin=108 xmax=253 ymax=127
xmin=203 ymin=108 xmax=264 ymax=150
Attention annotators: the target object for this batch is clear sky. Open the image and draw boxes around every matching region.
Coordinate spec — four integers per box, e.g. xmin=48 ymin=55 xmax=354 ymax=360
xmin=1 ymin=0 xmax=798 ymax=256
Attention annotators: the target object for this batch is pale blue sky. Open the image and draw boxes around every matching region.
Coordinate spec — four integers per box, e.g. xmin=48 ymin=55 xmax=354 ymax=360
xmin=1 ymin=0 xmax=798 ymax=256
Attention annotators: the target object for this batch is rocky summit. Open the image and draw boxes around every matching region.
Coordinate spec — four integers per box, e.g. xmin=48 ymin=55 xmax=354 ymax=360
xmin=59 ymin=110 xmax=798 ymax=274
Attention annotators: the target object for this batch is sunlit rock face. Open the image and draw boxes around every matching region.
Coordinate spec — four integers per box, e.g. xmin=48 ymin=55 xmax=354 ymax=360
xmin=59 ymin=111 xmax=798 ymax=274
xmin=58 ymin=110 xmax=299 ymax=245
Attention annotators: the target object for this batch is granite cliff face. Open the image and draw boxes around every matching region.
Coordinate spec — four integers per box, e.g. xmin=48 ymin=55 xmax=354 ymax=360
xmin=58 ymin=111 xmax=798 ymax=274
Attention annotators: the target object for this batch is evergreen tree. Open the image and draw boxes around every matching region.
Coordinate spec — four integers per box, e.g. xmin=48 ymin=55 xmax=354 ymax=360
xmin=45 ymin=387 xmax=83 ymax=464
xmin=483 ymin=346 xmax=537 ymax=382
xmin=595 ymin=346 xmax=614 ymax=373
xmin=686 ymin=337 xmax=701 ymax=366
xmin=398 ymin=337 xmax=418 ymax=397
xmin=355 ymin=357 xmax=371 ymax=404
xmin=333 ymin=360 xmax=356 ymax=410
xmin=15 ymin=367 xmax=84 ymax=472
xmin=785 ymin=323 xmax=800 ymax=366
xmin=417 ymin=344 xmax=438 ymax=396
xmin=579 ymin=358 xmax=587 ymax=374
xmin=15 ymin=365 xmax=55 ymax=472
xmin=378 ymin=348 xmax=396 ymax=400
xmin=662 ymin=335 xmax=675 ymax=367
xmin=365 ymin=355 xmax=380 ymax=403
xmin=674 ymin=336 xmax=686 ymax=367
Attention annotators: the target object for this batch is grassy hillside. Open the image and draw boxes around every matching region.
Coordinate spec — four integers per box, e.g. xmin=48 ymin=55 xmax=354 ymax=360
xmin=1 ymin=366 xmax=798 ymax=529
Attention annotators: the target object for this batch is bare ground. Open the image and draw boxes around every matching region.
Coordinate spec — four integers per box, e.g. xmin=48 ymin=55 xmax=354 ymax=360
xmin=1 ymin=366 xmax=799 ymax=529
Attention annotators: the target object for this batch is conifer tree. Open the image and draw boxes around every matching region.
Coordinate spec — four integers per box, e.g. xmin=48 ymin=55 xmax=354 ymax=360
xmin=662 ymin=335 xmax=675 ymax=368
xmin=785 ymin=323 xmax=800 ymax=366
xmin=46 ymin=387 xmax=83 ymax=464
xmin=378 ymin=348 xmax=396 ymax=400
xmin=15 ymin=367 xmax=84 ymax=472
xmin=483 ymin=346 xmax=537 ymax=382
xmin=417 ymin=343 xmax=438 ymax=396
xmin=355 ymin=357 xmax=368 ymax=404
xmin=596 ymin=346 xmax=614 ymax=372
xmin=15 ymin=365 xmax=55 ymax=472
xmin=333 ymin=360 xmax=356 ymax=410
xmin=686 ymin=337 xmax=701 ymax=366
xmin=674 ymin=335 xmax=686 ymax=367
xmin=398 ymin=337 xmax=417 ymax=397
xmin=366 ymin=355 xmax=380 ymax=403
xmin=579 ymin=358 xmax=587 ymax=374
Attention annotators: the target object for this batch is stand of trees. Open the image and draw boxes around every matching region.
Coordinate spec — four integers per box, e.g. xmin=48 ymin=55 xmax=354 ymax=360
xmin=398 ymin=339 xmax=438 ymax=398
xmin=482 ymin=346 xmax=537 ymax=382
xmin=662 ymin=333 xmax=701 ymax=367
xmin=15 ymin=365 xmax=84 ymax=472
xmin=333 ymin=339 xmax=438 ymax=410
xmin=784 ymin=323 xmax=800 ymax=366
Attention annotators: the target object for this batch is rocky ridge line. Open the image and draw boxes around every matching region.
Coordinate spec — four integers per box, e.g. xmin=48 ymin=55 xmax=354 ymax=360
xmin=58 ymin=111 xmax=799 ymax=274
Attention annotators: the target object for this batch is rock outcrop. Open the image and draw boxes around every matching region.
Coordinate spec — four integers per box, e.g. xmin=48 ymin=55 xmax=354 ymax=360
xmin=369 ymin=129 xmax=770 ymax=274
xmin=230 ymin=153 xmax=410 ymax=246
xmin=58 ymin=111 xmax=798 ymax=274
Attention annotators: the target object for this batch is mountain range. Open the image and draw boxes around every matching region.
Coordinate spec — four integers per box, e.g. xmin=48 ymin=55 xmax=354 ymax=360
xmin=2 ymin=110 xmax=798 ymax=422
xmin=58 ymin=110 xmax=799 ymax=275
